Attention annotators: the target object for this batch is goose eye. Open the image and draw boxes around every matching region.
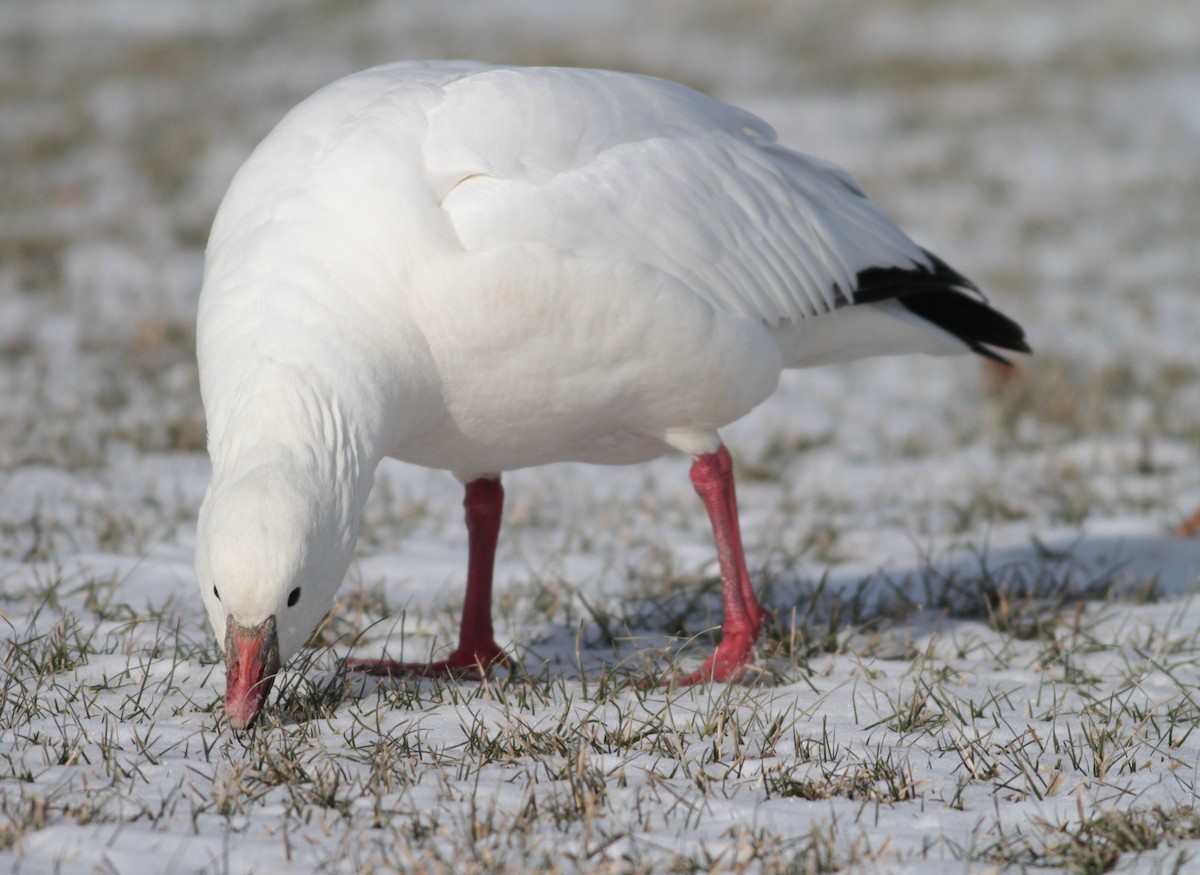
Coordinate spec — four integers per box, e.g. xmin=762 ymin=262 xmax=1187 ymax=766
xmin=213 ymin=586 xmax=221 ymax=602
xmin=287 ymin=587 xmax=301 ymax=607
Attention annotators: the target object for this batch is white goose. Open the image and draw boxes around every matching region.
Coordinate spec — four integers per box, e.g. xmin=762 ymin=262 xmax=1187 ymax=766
xmin=195 ymin=61 xmax=1028 ymax=729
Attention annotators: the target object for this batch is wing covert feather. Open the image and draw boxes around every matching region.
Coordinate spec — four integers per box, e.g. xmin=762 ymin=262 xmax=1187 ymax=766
xmin=425 ymin=67 xmax=932 ymax=327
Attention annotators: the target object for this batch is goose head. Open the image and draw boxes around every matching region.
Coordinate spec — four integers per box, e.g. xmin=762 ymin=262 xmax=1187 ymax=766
xmin=196 ymin=463 xmax=355 ymax=729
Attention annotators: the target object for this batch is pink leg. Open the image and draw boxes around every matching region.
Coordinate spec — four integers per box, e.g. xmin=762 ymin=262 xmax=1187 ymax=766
xmin=672 ymin=445 xmax=766 ymax=684
xmin=346 ymin=477 xmax=509 ymax=678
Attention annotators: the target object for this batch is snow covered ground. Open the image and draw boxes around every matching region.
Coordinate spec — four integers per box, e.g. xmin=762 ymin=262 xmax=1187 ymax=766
xmin=2 ymin=1 xmax=1199 ymax=872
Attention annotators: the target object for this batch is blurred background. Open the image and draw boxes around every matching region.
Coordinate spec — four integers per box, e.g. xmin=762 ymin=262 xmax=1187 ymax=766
xmin=1 ymin=0 xmax=1198 ymax=562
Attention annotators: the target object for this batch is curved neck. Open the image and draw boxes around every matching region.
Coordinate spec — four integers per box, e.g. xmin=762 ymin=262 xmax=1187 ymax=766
xmin=207 ymin=362 xmax=384 ymax=515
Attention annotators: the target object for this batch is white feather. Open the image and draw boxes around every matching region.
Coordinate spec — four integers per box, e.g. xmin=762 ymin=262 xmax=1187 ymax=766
xmin=196 ymin=61 xmax=983 ymax=663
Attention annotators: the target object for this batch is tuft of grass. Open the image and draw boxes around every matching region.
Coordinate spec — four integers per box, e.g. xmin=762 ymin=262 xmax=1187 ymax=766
xmin=974 ymin=805 xmax=1200 ymax=874
xmin=765 ymin=743 xmax=917 ymax=803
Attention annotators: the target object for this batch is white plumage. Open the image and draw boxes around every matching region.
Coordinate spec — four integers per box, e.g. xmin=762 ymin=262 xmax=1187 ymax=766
xmin=195 ymin=61 xmax=1027 ymax=728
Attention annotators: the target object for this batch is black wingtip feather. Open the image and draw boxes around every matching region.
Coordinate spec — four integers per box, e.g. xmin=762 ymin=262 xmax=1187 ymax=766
xmin=853 ymin=249 xmax=1030 ymax=365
